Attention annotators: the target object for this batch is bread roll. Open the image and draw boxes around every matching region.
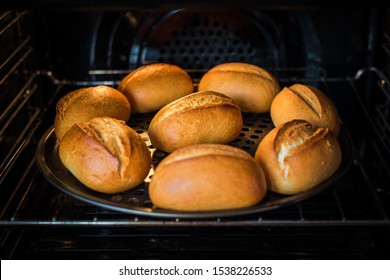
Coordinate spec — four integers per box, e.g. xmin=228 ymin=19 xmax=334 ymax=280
xmin=254 ymin=119 xmax=342 ymax=195
xmin=270 ymin=83 xmax=341 ymax=136
xmin=198 ymin=62 xmax=280 ymax=113
xmin=118 ymin=63 xmax=194 ymax=113
xmin=149 ymin=143 xmax=267 ymax=211
xmin=148 ymin=91 xmax=243 ymax=153
xmin=59 ymin=117 xmax=151 ymax=194
xmin=54 ymin=85 xmax=131 ymax=141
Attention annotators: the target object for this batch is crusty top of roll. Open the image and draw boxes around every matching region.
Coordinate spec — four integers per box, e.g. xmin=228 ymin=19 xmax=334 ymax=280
xmin=149 ymin=143 xmax=267 ymax=211
xmin=59 ymin=117 xmax=151 ymax=194
xmin=157 ymin=143 xmax=254 ymax=169
xmin=148 ymin=90 xmax=242 ymax=153
xmin=274 ymin=120 xmax=329 ymax=171
xmin=74 ymin=117 xmax=134 ymax=177
xmin=56 ymin=87 xmax=89 ymax=118
xmin=255 ymin=119 xmax=342 ymax=195
xmin=287 ymin=84 xmax=325 ymax=116
xmin=270 ymin=83 xmax=340 ymax=136
xmin=118 ymin=63 xmax=188 ymax=92
xmin=56 ymin=85 xmax=129 ymax=120
xmin=117 ymin=63 xmax=194 ymax=113
xmin=151 ymin=90 xmax=240 ymax=125
xmin=198 ymin=62 xmax=280 ymax=113
xmin=55 ymin=85 xmax=131 ymax=141
xmin=205 ymin=62 xmax=278 ymax=84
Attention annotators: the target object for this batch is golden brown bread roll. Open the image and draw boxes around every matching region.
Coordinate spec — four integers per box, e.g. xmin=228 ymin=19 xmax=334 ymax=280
xmin=198 ymin=62 xmax=280 ymax=113
xmin=149 ymin=143 xmax=267 ymax=211
xmin=54 ymin=85 xmax=131 ymax=141
xmin=270 ymin=83 xmax=341 ymax=136
xmin=118 ymin=63 xmax=194 ymax=113
xmin=254 ymin=119 xmax=342 ymax=195
xmin=148 ymin=91 xmax=243 ymax=153
xmin=59 ymin=117 xmax=151 ymax=194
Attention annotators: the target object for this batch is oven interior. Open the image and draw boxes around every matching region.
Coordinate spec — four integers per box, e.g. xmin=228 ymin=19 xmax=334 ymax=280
xmin=1 ymin=7 xmax=390 ymax=259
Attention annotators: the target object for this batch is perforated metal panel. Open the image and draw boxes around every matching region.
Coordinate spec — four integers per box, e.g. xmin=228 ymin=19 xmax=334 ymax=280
xmin=129 ymin=10 xmax=285 ymax=70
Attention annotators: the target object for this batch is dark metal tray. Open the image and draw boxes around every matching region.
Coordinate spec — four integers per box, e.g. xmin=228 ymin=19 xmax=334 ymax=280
xmin=35 ymin=113 xmax=353 ymax=219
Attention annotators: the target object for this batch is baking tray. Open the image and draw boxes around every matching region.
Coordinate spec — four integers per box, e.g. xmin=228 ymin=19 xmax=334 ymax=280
xmin=35 ymin=113 xmax=353 ymax=219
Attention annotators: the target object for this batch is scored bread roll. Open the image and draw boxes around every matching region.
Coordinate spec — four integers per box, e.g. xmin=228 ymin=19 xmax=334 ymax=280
xmin=118 ymin=63 xmax=194 ymax=113
xmin=270 ymin=83 xmax=341 ymax=136
xmin=148 ymin=91 xmax=243 ymax=153
xmin=149 ymin=143 xmax=267 ymax=211
xmin=254 ymin=119 xmax=342 ymax=195
xmin=198 ymin=62 xmax=280 ymax=113
xmin=59 ymin=117 xmax=151 ymax=194
xmin=54 ymin=85 xmax=131 ymax=141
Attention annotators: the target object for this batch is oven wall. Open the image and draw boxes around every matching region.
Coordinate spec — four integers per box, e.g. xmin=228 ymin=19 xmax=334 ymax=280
xmin=30 ymin=9 xmax=378 ymax=79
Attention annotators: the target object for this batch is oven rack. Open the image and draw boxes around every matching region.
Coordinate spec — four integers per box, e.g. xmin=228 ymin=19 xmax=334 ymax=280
xmin=0 ymin=68 xmax=389 ymax=227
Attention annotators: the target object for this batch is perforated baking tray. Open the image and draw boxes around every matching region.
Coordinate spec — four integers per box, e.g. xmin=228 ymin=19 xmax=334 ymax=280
xmin=35 ymin=113 xmax=353 ymax=219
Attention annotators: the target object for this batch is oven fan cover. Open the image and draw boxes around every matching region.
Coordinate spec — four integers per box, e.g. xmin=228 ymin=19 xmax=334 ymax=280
xmin=99 ymin=10 xmax=321 ymax=78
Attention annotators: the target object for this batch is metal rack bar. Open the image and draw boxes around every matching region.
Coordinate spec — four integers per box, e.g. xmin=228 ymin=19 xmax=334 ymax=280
xmin=332 ymin=187 xmax=346 ymax=222
xmin=0 ymin=79 xmax=38 ymax=136
xmin=0 ymin=47 xmax=33 ymax=86
xmin=0 ymin=11 xmax=27 ymax=37
xmin=382 ymin=31 xmax=390 ymax=58
xmin=0 ymin=73 xmax=36 ymax=124
xmin=0 ymin=159 xmax=37 ymax=219
xmin=0 ymin=35 xmax=31 ymax=72
xmin=373 ymin=140 xmax=390 ymax=177
xmin=0 ymin=11 xmax=12 ymax=22
xmin=0 ymin=107 xmax=40 ymax=184
xmin=351 ymin=69 xmax=390 ymax=155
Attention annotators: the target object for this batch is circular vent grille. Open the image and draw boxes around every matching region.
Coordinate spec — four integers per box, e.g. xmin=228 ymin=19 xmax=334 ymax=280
xmin=130 ymin=10 xmax=285 ymax=70
xmin=97 ymin=10 xmax=321 ymax=78
xmin=158 ymin=18 xmax=259 ymax=68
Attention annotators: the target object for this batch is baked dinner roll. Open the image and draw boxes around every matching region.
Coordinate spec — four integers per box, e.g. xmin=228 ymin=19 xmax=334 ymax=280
xmin=270 ymin=83 xmax=341 ymax=136
xmin=54 ymin=85 xmax=131 ymax=141
xmin=59 ymin=117 xmax=151 ymax=194
xmin=118 ymin=63 xmax=194 ymax=113
xmin=198 ymin=62 xmax=280 ymax=113
xmin=254 ymin=119 xmax=342 ymax=195
xmin=149 ymin=143 xmax=267 ymax=211
xmin=148 ymin=91 xmax=243 ymax=153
